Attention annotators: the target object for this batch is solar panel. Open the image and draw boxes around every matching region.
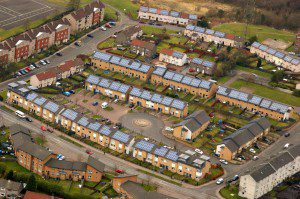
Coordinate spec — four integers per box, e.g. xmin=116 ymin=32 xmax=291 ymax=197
xmin=152 ymin=67 xmax=167 ymax=76
xmin=229 ymin=90 xmax=240 ymax=99
xmin=191 ymin=58 xmax=203 ymax=65
xmin=267 ymin=48 xmax=276 ymax=55
xmin=291 ymin=59 xmax=300 ymax=65
xmin=154 ymin=147 xmax=168 ymax=157
xmin=217 ymin=86 xmax=228 ymax=96
xmin=238 ymin=92 xmax=249 ymax=102
xmin=99 ymin=125 xmax=111 ymax=136
xmin=259 ymin=45 xmax=268 ymax=51
xmin=140 ymin=6 xmax=148 ymax=12
xmin=284 ymin=56 xmax=293 ymax=62
xmin=171 ymin=99 xmax=185 ymax=110
xmin=189 ymin=78 xmax=201 ymax=87
xmin=131 ymin=62 xmax=141 ymax=70
xmin=205 ymin=29 xmax=214 ymax=35
xmin=139 ymin=64 xmax=150 ymax=73
xmin=252 ymin=42 xmax=260 ymax=48
xmin=44 ymin=101 xmax=59 ymax=113
xmin=149 ymin=8 xmax=157 ymax=14
xmin=172 ymin=73 xmax=183 ymax=82
xmin=249 ymin=95 xmax=262 ymax=105
xmin=160 ymin=10 xmax=169 ymax=15
xmin=189 ymin=14 xmax=197 ymax=20
xmin=19 ymin=87 xmax=29 ymax=93
xmin=77 ymin=117 xmax=89 ymax=127
xmin=86 ymin=75 xmax=100 ymax=84
xmin=199 ymin=80 xmax=211 ymax=89
xmin=88 ymin=122 xmax=101 ymax=131
xmin=118 ymin=84 xmax=130 ymax=93
xmin=98 ymin=78 xmax=111 ymax=88
xmin=130 ymin=87 xmax=142 ymax=97
xmin=275 ymin=52 xmax=284 ymax=58
xmin=135 ymin=140 xmax=155 ymax=152
xmin=161 ymin=96 xmax=173 ymax=106
xmin=214 ymin=31 xmax=225 ymax=38
xmin=165 ymin=150 xmax=178 ymax=161
xmin=202 ymin=61 xmax=214 ymax=68
xmin=28 ymin=86 xmax=37 ymax=90
xmin=181 ymin=76 xmax=192 ymax=85
xmin=8 ymin=82 xmax=18 ymax=88
xmin=34 ymin=97 xmax=47 ymax=106
xmin=173 ymin=52 xmax=183 ymax=58
xmin=17 ymin=80 xmax=26 ymax=85
xmin=119 ymin=59 xmax=130 ymax=67
xmin=140 ymin=90 xmax=152 ymax=100
xmin=269 ymin=102 xmax=289 ymax=113
xmin=164 ymin=71 xmax=175 ymax=80
xmin=112 ymin=131 xmax=130 ymax=143
xmin=109 ymin=82 xmax=121 ymax=91
xmin=170 ymin=11 xmax=179 ymax=17
xmin=26 ymin=92 xmax=38 ymax=101
xmin=93 ymin=51 xmax=112 ymax=61
xmin=186 ymin=25 xmax=195 ymax=31
xmin=151 ymin=93 xmax=163 ymax=103
xmin=195 ymin=27 xmax=205 ymax=33
xmin=260 ymin=99 xmax=271 ymax=108
xmin=61 ymin=109 xmax=78 ymax=121
xmin=110 ymin=56 xmax=121 ymax=64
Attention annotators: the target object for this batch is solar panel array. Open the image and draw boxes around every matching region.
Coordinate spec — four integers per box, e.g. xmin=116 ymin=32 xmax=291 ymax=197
xmin=205 ymin=29 xmax=214 ymax=35
xmin=171 ymin=99 xmax=186 ymax=110
xmin=26 ymin=92 xmax=38 ymax=101
xmin=134 ymin=140 xmax=155 ymax=152
xmin=86 ymin=75 xmax=100 ymax=84
xmin=17 ymin=81 xmax=26 ymax=85
xmin=8 ymin=82 xmax=19 ymax=88
xmin=195 ymin=26 xmax=205 ymax=33
xmin=202 ymin=60 xmax=215 ymax=68
xmin=217 ymin=86 xmax=290 ymax=114
xmin=88 ymin=122 xmax=101 ymax=131
xmin=112 ymin=131 xmax=130 ymax=143
xmin=61 ymin=109 xmax=78 ymax=121
xmin=149 ymin=8 xmax=157 ymax=14
xmin=140 ymin=6 xmax=148 ymax=12
xmin=154 ymin=147 xmax=169 ymax=157
xmin=99 ymin=125 xmax=111 ymax=136
xmin=152 ymin=66 xmax=167 ymax=76
xmin=78 ymin=117 xmax=89 ymax=127
xmin=173 ymin=51 xmax=184 ymax=58
xmin=186 ymin=25 xmax=195 ymax=31
xmin=165 ymin=150 xmax=179 ymax=161
xmin=160 ymin=10 xmax=169 ymax=15
xmin=170 ymin=11 xmax=179 ymax=17
xmin=189 ymin=14 xmax=197 ymax=20
xmin=44 ymin=101 xmax=60 ymax=113
xmin=34 ymin=97 xmax=47 ymax=106
xmin=214 ymin=31 xmax=225 ymax=38
xmin=92 ymin=51 xmax=112 ymax=61
xmin=19 ymin=87 xmax=29 ymax=93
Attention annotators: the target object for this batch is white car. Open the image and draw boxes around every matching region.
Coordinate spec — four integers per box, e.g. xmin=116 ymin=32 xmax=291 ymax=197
xmin=165 ymin=127 xmax=174 ymax=132
xmin=100 ymin=26 xmax=107 ymax=31
xmin=40 ymin=60 xmax=46 ymax=65
xmin=113 ymin=99 xmax=118 ymax=103
xmin=216 ymin=178 xmax=224 ymax=185
xmin=195 ymin=149 xmax=203 ymax=154
xmin=249 ymin=148 xmax=256 ymax=154
xmin=220 ymin=159 xmax=228 ymax=165
xmin=144 ymin=137 xmax=149 ymax=141
xmin=101 ymin=102 xmax=108 ymax=109
xmin=284 ymin=143 xmax=290 ymax=149
xmin=252 ymin=156 xmax=259 ymax=161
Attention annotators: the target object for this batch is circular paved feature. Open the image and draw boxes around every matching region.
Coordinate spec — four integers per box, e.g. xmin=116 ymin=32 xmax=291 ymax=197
xmin=133 ymin=119 xmax=152 ymax=127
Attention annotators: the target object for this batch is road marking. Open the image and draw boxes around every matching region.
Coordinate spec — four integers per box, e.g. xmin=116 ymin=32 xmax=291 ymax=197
xmin=0 ymin=5 xmax=21 ymax=15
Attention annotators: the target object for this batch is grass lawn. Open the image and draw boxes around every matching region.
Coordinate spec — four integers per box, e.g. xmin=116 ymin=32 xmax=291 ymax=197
xmin=35 ymin=136 xmax=46 ymax=146
xmin=229 ymin=80 xmax=300 ymax=106
xmin=105 ymin=6 xmax=118 ymax=21
xmin=213 ymin=23 xmax=295 ymax=43
xmin=141 ymin=26 xmax=177 ymax=35
xmin=217 ymin=76 xmax=231 ymax=84
xmin=3 ymin=161 xmax=31 ymax=174
xmin=101 ymin=0 xmax=139 ymax=19
xmin=0 ymin=90 xmax=7 ymax=101
xmin=235 ymin=66 xmax=272 ymax=78
xmin=97 ymin=38 xmax=115 ymax=49
xmin=220 ymin=186 xmax=244 ymax=199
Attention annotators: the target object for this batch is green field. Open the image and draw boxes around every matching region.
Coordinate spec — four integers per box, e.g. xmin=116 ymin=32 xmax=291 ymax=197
xmin=230 ymin=80 xmax=300 ymax=107
xmin=213 ymin=23 xmax=295 ymax=43
xmin=101 ymin=0 xmax=139 ymax=19
xmin=235 ymin=66 xmax=272 ymax=78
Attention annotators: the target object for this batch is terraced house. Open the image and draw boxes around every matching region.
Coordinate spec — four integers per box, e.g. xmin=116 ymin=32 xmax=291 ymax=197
xmin=184 ymin=25 xmax=245 ymax=48
xmin=130 ymin=39 xmax=157 ymax=58
xmin=250 ymin=42 xmax=300 ymax=73
xmin=159 ymin=49 xmax=188 ymax=66
xmin=138 ymin=6 xmax=198 ymax=26
xmin=215 ymin=118 xmax=271 ymax=161
xmin=85 ymin=75 xmax=132 ymax=101
xmin=132 ymin=140 xmax=211 ymax=180
xmin=129 ymin=87 xmax=188 ymax=118
xmin=189 ymin=57 xmax=216 ymax=75
xmin=150 ymin=66 xmax=217 ymax=98
xmin=10 ymin=126 xmax=105 ymax=182
xmin=91 ymin=51 xmax=154 ymax=81
xmin=63 ymin=0 xmax=105 ymax=33
xmin=216 ymin=86 xmax=293 ymax=120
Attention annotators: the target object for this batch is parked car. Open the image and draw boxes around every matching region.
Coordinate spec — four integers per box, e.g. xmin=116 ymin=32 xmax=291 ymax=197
xmin=284 ymin=143 xmax=290 ymax=149
xmin=105 ymin=23 xmax=111 ymax=28
xmin=86 ymin=149 xmax=93 ymax=155
xmin=113 ymin=99 xmax=118 ymax=103
xmin=115 ymin=169 xmax=124 ymax=174
xmin=237 ymin=155 xmax=246 ymax=160
xmin=74 ymin=42 xmax=81 ymax=47
xmin=195 ymin=149 xmax=203 ymax=154
xmin=44 ymin=60 xmax=50 ymax=64
xmin=220 ymin=159 xmax=228 ymax=165
xmin=39 ymin=60 xmax=46 ymax=65
xmin=109 ymin=21 xmax=116 ymax=26
xmin=29 ymin=65 xmax=35 ymax=70
xmin=165 ymin=127 xmax=174 ymax=132
xmin=101 ymin=102 xmax=108 ymax=109
xmin=69 ymin=90 xmax=75 ymax=94
xmin=144 ymin=137 xmax=149 ymax=141
xmin=249 ymin=148 xmax=256 ymax=154
xmin=57 ymin=154 xmax=65 ymax=160
xmin=232 ymin=175 xmax=239 ymax=181
xmin=25 ymin=67 xmax=31 ymax=72
xmin=62 ymin=91 xmax=71 ymax=97
xmin=92 ymin=101 xmax=98 ymax=106
xmin=284 ymin=133 xmax=290 ymax=137
xmin=100 ymin=26 xmax=107 ymax=31
xmin=40 ymin=126 xmax=47 ymax=131
xmin=253 ymin=143 xmax=260 ymax=150
xmin=19 ymin=70 xmax=26 ymax=75
xmin=216 ymin=178 xmax=224 ymax=185
xmin=87 ymin=34 xmax=93 ymax=38
xmin=56 ymin=52 xmax=62 ymax=56
xmin=31 ymin=63 xmax=37 ymax=67
xmin=252 ymin=156 xmax=259 ymax=161
xmin=25 ymin=117 xmax=32 ymax=122
xmin=129 ymin=103 xmax=134 ymax=108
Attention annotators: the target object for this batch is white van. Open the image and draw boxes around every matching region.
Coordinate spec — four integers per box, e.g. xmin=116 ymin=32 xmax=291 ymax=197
xmin=101 ymin=102 xmax=108 ymax=109
xmin=15 ymin=110 xmax=26 ymax=118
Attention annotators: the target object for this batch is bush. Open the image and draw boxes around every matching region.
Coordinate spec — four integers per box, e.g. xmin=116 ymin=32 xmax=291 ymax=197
xmin=293 ymin=90 xmax=300 ymax=97
xmin=0 ymin=163 xmax=7 ymax=175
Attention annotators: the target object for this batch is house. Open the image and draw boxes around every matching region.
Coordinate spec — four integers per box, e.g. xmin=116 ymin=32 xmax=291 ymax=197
xmin=0 ymin=42 xmax=13 ymax=65
xmin=45 ymin=18 xmax=71 ymax=45
xmin=63 ymin=0 xmax=105 ymax=33
xmin=159 ymin=48 xmax=188 ymax=66
xmin=30 ymin=71 xmax=57 ymax=88
xmin=150 ymin=66 xmax=217 ymax=98
xmin=250 ymin=42 xmax=300 ymax=73
xmin=173 ymin=110 xmax=210 ymax=140
xmin=189 ymin=57 xmax=216 ymax=75
xmin=116 ymin=26 xmax=143 ymax=46
xmin=85 ymin=75 xmax=132 ymax=101
xmin=238 ymin=145 xmax=300 ymax=199
xmin=129 ymin=87 xmax=189 ymax=118
xmin=215 ymin=118 xmax=271 ymax=161
xmin=184 ymin=25 xmax=245 ymax=48
xmin=216 ymin=86 xmax=293 ymax=120
xmin=23 ymin=191 xmax=62 ymax=199
xmin=130 ymin=39 xmax=156 ymax=58
xmin=138 ymin=6 xmax=198 ymax=26
xmin=112 ymin=174 xmax=138 ymax=194
xmin=91 ymin=51 xmax=154 ymax=81
xmin=0 ymin=179 xmax=23 ymax=199
xmin=26 ymin=26 xmax=53 ymax=52
xmin=42 ymin=101 xmax=64 ymax=123
xmin=109 ymin=131 xmax=135 ymax=154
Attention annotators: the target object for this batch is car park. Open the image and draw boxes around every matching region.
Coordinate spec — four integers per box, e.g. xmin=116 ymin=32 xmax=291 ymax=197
xmin=220 ymin=159 xmax=228 ymax=165
xmin=216 ymin=178 xmax=224 ymax=185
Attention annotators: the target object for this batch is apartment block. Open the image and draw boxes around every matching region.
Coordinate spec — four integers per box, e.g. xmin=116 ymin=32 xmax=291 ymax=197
xmin=45 ymin=18 xmax=71 ymax=45
xmin=215 ymin=118 xmax=271 ymax=161
xmin=138 ymin=6 xmax=198 ymax=26
xmin=239 ymin=145 xmax=300 ymax=199
xmin=189 ymin=57 xmax=216 ymax=75
xmin=250 ymin=42 xmax=300 ymax=73
xmin=91 ymin=51 xmax=154 ymax=81
xmin=173 ymin=110 xmax=210 ymax=140
xmin=159 ymin=48 xmax=188 ymax=66
xmin=184 ymin=25 xmax=245 ymax=48
xmin=129 ymin=87 xmax=188 ymax=118
xmin=216 ymin=86 xmax=293 ymax=120
xmin=0 ymin=42 xmax=13 ymax=65
xmin=151 ymin=66 xmax=217 ymax=98
xmin=85 ymin=75 xmax=132 ymax=101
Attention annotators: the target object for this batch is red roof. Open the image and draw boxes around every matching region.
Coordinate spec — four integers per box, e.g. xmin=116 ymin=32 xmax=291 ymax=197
xmin=58 ymin=60 xmax=74 ymax=72
xmin=225 ymin=34 xmax=235 ymax=40
xmin=23 ymin=191 xmax=60 ymax=199
xmin=180 ymin=12 xmax=189 ymax=19
xmin=160 ymin=48 xmax=174 ymax=56
xmin=131 ymin=39 xmax=155 ymax=50
xmin=36 ymin=71 xmax=56 ymax=81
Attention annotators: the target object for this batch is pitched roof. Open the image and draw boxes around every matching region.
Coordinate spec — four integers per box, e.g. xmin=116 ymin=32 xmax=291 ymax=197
xmin=87 ymin=156 xmax=105 ymax=172
xmin=70 ymin=0 xmax=105 ymax=21
xmin=131 ymin=39 xmax=156 ymax=50
xmin=117 ymin=26 xmax=142 ymax=38
xmin=45 ymin=158 xmax=87 ymax=171
xmin=5 ymin=33 xmax=32 ymax=47
xmin=35 ymin=71 xmax=57 ymax=81
xmin=250 ymin=163 xmax=276 ymax=182
xmin=23 ymin=191 xmax=62 ymax=199
xmin=17 ymin=141 xmax=52 ymax=160
xmin=0 ymin=42 xmax=11 ymax=51
xmin=45 ymin=18 xmax=70 ymax=31
xmin=175 ymin=110 xmax=210 ymax=132
xmin=269 ymin=152 xmax=294 ymax=170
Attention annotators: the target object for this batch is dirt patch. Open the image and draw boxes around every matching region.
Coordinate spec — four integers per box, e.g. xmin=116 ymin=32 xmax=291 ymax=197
xmin=262 ymin=38 xmax=291 ymax=50
xmin=239 ymin=87 xmax=254 ymax=94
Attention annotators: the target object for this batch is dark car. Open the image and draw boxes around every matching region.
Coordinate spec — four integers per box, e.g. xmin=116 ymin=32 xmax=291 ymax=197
xmin=69 ymin=90 xmax=75 ymax=94
xmin=74 ymin=42 xmax=81 ymax=47
xmin=87 ymin=34 xmax=93 ymax=38
xmin=56 ymin=52 xmax=62 ymax=56
xmin=92 ymin=101 xmax=99 ymax=106
xmin=129 ymin=103 xmax=134 ymax=108
xmin=284 ymin=133 xmax=290 ymax=137
xmin=25 ymin=117 xmax=32 ymax=122
xmin=253 ymin=143 xmax=260 ymax=149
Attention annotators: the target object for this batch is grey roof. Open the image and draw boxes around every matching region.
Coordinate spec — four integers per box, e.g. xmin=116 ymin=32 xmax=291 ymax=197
xmin=175 ymin=110 xmax=210 ymax=132
xmin=288 ymin=145 xmax=300 ymax=158
xmin=152 ymin=66 xmax=167 ymax=76
xmin=61 ymin=109 xmax=79 ymax=121
xmin=45 ymin=158 xmax=87 ymax=171
xmin=269 ymin=152 xmax=294 ymax=170
xmin=16 ymin=141 xmax=51 ymax=160
xmin=0 ymin=179 xmax=23 ymax=192
xmin=44 ymin=101 xmax=61 ymax=113
xmin=134 ymin=140 xmax=156 ymax=153
xmin=250 ymin=163 xmax=276 ymax=182
xmin=87 ymin=156 xmax=105 ymax=172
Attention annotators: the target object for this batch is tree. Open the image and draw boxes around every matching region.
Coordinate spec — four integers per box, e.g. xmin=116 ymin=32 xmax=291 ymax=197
xmin=26 ymin=174 xmax=37 ymax=191
xmin=226 ymin=46 xmax=232 ymax=53
xmin=293 ymin=90 xmax=300 ymax=97
xmin=5 ymin=170 xmax=13 ymax=180
xmin=0 ymin=163 xmax=6 ymax=176
xmin=256 ymin=58 xmax=262 ymax=68
xmin=68 ymin=0 xmax=81 ymax=11
xmin=217 ymin=9 xmax=225 ymax=18
xmin=271 ymin=71 xmax=284 ymax=83
xmin=248 ymin=36 xmax=258 ymax=45
xmin=197 ymin=19 xmax=209 ymax=28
